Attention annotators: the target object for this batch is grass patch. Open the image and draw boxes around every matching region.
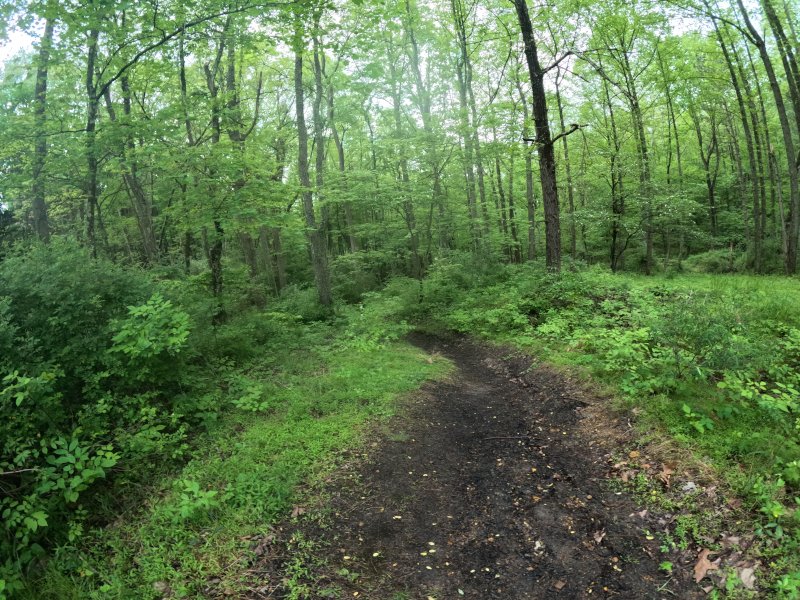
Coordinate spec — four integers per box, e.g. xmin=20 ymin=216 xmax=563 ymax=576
xmin=22 ymin=328 xmax=450 ymax=599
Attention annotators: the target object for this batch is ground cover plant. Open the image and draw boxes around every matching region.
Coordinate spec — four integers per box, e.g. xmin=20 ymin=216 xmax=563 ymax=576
xmin=0 ymin=242 xmax=448 ymax=598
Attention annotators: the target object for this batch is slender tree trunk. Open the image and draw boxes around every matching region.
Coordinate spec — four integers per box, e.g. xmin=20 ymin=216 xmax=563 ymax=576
xmin=85 ymin=26 xmax=100 ymax=258
xmin=737 ymin=0 xmax=800 ymax=273
xmin=31 ymin=11 xmax=55 ymax=242
xmin=295 ymin=22 xmax=332 ymax=307
xmin=716 ymin=22 xmax=763 ymax=270
xmin=404 ymin=0 xmax=448 ymax=250
xmin=689 ymin=104 xmax=719 ymax=236
xmin=604 ymin=78 xmax=625 ymax=272
xmin=104 ymin=73 xmax=159 ymax=265
xmin=272 ymin=227 xmax=287 ymax=292
xmin=466 ymin=59 xmax=490 ymax=237
xmin=762 ymin=0 xmax=800 ymax=135
xmin=744 ymin=41 xmax=776 ymax=250
xmin=452 ymin=0 xmax=490 ymax=239
xmin=183 ymin=231 xmax=193 ymax=274
xmin=312 ymin=22 xmax=332 ymax=254
xmin=555 ymin=78 xmax=576 ymax=259
xmin=508 ymin=145 xmax=521 ymax=262
xmin=257 ymin=226 xmax=277 ymax=292
xmin=515 ymin=75 xmax=537 ymax=261
xmin=385 ymin=37 xmax=422 ymax=278
xmin=203 ymin=25 xmax=228 ymax=318
xmin=514 ymin=0 xmax=561 ymax=272
xmin=621 ymin=52 xmax=653 ymax=274
xmin=327 ymin=83 xmax=358 ymax=252
xmin=452 ymin=36 xmax=480 ymax=248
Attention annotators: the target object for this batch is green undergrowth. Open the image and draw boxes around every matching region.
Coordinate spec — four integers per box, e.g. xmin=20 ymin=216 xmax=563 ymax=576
xmin=3 ymin=241 xmax=449 ymax=599
xmin=28 ymin=338 xmax=447 ymax=599
xmin=369 ymin=253 xmax=800 ymax=595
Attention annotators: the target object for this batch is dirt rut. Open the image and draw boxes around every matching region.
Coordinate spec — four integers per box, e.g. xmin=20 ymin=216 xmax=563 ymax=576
xmin=251 ymin=334 xmax=700 ymax=599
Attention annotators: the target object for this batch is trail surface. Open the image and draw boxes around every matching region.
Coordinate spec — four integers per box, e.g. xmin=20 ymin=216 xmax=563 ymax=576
xmin=251 ymin=335 xmax=700 ymax=599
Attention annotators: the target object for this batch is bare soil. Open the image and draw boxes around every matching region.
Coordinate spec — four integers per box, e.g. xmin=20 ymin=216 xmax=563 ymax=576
xmin=247 ymin=334 xmax=702 ymax=599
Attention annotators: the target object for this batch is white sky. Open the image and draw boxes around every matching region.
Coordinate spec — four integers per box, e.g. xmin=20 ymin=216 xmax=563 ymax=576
xmin=0 ymin=28 xmax=34 ymax=69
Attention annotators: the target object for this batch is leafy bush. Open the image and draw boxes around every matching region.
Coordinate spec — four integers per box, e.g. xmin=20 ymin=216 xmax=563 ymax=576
xmin=0 ymin=242 xmax=196 ymax=593
xmin=683 ymin=249 xmax=741 ymax=273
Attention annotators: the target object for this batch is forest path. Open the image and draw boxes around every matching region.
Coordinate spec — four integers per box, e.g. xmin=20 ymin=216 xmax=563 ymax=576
xmin=249 ymin=334 xmax=700 ymax=599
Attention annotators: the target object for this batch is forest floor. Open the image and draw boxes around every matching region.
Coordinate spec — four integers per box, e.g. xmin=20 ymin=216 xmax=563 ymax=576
xmin=244 ymin=334 xmax=705 ymax=599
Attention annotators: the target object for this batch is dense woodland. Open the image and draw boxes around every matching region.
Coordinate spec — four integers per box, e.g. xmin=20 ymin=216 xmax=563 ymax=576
xmin=1 ymin=0 xmax=800 ymax=288
xmin=2 ymin=0 xmax=800 ymax=597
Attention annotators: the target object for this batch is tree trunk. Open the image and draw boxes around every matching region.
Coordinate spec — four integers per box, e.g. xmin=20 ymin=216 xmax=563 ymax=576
xmin=515 ymin=74 xmax=537 ymax=261
xmin=604 ymin=78 xmax=625 ymax=272
xmin=31 ymin=11 xmax=55 ymax=243
xmin=555 ymin=78 xmax=576 ymax=259
xmin=386 ymin=35 xmax=422 ymax=278
xmin=514 ymin=0 xmax=560 ymax=272
xmin=295 ymin=22 xmax=332 ymax=307
xmin=451 ymin=23 xmax=480 ymax=249
xmin=715 ymin=21 xmax=763 ymax=270
xmin=404 ymin=0 xmax=449 ymax=251
xmin=507 ymin=145 xmax=522 ymax=262
xmin=85 ymin=27 xmax=100 ymax=258
xmin=312 ymin=23 xmax=333 ymax=255
xmin=327 ymin=82 xmax=358 ymax=252
xmin=737 ymin=0 xmax=800 ymax=273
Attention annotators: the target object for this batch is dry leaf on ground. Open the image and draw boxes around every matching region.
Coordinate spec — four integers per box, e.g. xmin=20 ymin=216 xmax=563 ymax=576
xmin=694 ymin=549 xmax=720 ymax=583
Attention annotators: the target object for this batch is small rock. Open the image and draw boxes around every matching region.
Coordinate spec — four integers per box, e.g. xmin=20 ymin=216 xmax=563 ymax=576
xmin=153 ymin=581 xmax=169 ymax=593
xmin=682 ymin=481 xmax=697 ymax=493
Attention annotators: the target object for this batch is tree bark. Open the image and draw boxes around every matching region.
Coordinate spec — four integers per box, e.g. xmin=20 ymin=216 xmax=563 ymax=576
xmin=295 ymin=21 xmax=332 ymax=307
xmin=737 ymin=0 xmax=800 ymax=273
xmin=31 ymin=10 xmax=55 ymax=243
xmin=515 ymin=73 xmax=537 ymax=261
xmin=85 ymin=26 xmax=100 ymax=258
xmin=555 ymin=77 xmax=576 ymax=259
xmin=514 ymin=0 xmax=561 ymax=272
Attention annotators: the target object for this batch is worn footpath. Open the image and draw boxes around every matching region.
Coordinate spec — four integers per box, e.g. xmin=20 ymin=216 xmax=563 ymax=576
xmin=246 ymin=334 xmax=702 ymax=599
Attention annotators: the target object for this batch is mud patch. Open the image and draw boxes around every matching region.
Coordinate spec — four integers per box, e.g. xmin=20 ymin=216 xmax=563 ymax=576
xmin=247 ymin=334 xmax=701 ymax=599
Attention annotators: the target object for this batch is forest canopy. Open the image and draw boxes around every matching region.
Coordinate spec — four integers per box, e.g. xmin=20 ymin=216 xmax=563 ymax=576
xmin=0 ymin=0 xmax=798 ymax=287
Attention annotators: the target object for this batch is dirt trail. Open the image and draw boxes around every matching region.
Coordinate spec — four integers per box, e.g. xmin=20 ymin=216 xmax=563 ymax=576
xmin=251 ymin=335 xmax=700 ymax=599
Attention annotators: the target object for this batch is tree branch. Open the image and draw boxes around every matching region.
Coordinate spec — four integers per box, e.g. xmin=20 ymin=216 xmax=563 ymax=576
xmin=95 ymin=2 xmax=292 ymax=101
xmin=542 ymin=51 xmax=573 ymax=75
xmin=523 ymin=123 xmax=586 ymax=147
